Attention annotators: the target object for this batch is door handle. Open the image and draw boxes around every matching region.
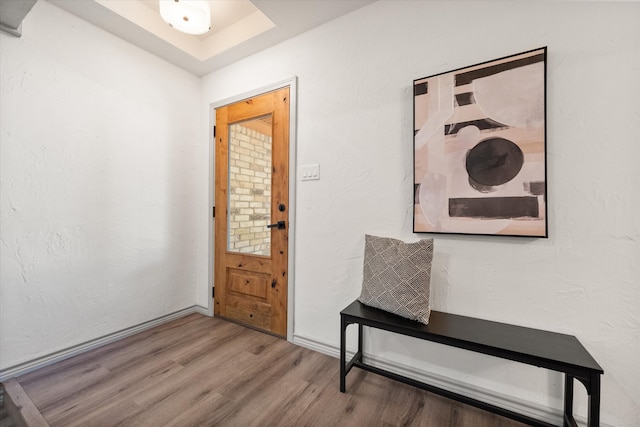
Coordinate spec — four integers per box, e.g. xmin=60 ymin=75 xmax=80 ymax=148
xmin=267 ymin=220 xmax=286 ymax=230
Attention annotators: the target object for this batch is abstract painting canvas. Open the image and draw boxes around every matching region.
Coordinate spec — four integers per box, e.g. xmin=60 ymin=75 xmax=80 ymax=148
xmin=413 ymin=47 xmax=547 ymax=237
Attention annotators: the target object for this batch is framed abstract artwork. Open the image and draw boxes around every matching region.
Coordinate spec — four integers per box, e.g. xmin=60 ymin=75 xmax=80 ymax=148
xmin=413 ymin=47 xmax=548 ymax=237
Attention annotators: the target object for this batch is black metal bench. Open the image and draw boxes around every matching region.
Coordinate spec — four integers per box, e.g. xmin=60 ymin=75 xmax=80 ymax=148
xmin=340 ymin=300 xmax=603 ymax=427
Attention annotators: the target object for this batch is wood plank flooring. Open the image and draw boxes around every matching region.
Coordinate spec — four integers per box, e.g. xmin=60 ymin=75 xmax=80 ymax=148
xmin=0 ymin=395 xmax=17 ymax=427
xmin=9 ymin=314 xmax=530 ymax=426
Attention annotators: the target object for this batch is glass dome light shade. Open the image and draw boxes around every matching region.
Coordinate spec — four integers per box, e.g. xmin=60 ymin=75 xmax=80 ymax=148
xmin=159 ymin=0 xmax=211 ymax=35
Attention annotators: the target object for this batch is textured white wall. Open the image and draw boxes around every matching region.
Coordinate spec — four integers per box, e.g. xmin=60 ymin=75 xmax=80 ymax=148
xmin=1 ymin=0 xmax=638 ymax=425
xmin=0 ymin=1 xmax=201 ymax=369
xmin=201 ymin=1 xmax=639 ymax=425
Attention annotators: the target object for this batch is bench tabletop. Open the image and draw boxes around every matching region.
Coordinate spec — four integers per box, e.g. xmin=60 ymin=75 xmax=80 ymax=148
xmin=341 ymin=300 xmax=603 ymax=375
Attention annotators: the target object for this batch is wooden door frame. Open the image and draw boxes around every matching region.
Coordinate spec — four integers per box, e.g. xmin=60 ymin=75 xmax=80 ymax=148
xmin=207 ymin=77 xmax=297 ymax=342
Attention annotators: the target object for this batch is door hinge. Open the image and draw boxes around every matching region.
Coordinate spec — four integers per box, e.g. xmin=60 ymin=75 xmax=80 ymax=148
xmin=212 ymin=206 xmax=215 ymax=218
xmin=212 ymin=287 xmax=215 ymax=298
xmin=213 ymin=125 xmax=216 ymax=137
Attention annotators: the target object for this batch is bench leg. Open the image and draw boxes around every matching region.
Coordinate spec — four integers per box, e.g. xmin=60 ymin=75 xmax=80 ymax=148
xmin=563 ymin=374 xmax=574 ymax=427
xmin=340 ymin=316 xmax=347 ymax=392
xmin=587 ymin=373 xmax=601 ymax=427
xmin=340 ymin=319 xmax=364 ymax=393
xmin=568 ymin=372 xmax=601 ymax=427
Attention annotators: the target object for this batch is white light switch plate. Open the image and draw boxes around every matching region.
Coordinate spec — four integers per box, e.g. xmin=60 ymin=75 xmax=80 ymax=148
xmin=301 ymin=164 xmax=320 ymax=181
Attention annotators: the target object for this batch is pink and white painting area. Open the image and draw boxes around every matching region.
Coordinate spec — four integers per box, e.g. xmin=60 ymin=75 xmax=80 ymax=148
xmin=414 ymin=48 xmax=547 ymax=237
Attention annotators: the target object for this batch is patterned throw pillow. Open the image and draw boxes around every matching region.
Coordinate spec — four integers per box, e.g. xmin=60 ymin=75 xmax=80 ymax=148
xmin=358 ymin=235 xmax=434 ymax=324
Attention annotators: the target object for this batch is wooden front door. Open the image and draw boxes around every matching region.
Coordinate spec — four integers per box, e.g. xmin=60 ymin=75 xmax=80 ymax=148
xmin=214 ymin=87 xmax=289 ymax=337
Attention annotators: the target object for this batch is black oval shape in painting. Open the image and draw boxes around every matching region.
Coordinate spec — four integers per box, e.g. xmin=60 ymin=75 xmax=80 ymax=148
xmin=466 ymin=137 xmax=524 ymax=187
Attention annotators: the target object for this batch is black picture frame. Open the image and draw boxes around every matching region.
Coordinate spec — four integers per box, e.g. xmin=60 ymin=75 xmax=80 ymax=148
xmin=413 ymin=47 xmax=548 ymax=238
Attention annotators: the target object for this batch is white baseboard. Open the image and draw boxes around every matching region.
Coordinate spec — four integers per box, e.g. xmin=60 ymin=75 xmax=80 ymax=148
xmin=194 ymin=304 xmax=213 ymax=316
xmin=0 ymin=305 xmax=209 ymax=382
xmin=293 ymin=333 xmax=611 ymax=427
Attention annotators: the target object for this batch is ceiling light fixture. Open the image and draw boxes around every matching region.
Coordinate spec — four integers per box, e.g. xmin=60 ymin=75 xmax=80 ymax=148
xmin=159 ymin=0 xmax=211 ymax=35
